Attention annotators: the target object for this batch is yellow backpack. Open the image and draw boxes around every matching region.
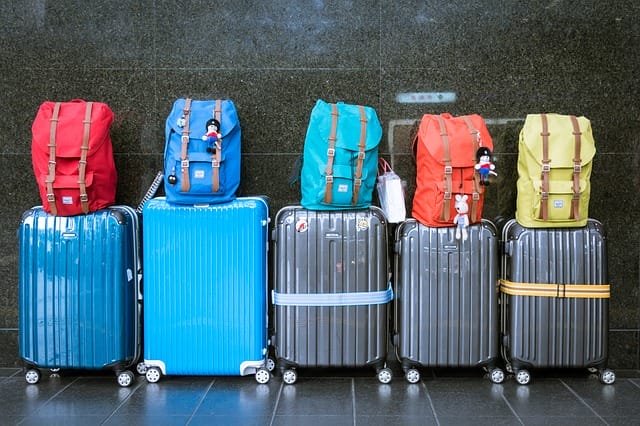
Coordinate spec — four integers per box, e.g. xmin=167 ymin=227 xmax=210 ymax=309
xmin=516 ymin=113 xmax=595 ymax=227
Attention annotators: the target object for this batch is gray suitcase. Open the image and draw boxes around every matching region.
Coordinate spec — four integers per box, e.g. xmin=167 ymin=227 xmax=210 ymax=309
xmin=393 ymin=219 xmax=504 ymax=384
xmin=500 ymin=218 xmax=615 ymax=385
xmin=272 ymin=206 xmax=393 ymax=384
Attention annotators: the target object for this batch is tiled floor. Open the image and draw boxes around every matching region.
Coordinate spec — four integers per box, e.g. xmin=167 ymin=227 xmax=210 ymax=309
xmin=2 ymin=366 xmax=639 ymax=426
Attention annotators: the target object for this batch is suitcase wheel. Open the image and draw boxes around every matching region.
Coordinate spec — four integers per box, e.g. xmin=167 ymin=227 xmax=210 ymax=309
xmin=404 ymin=368 xmax=420 ymax=384
xmin=515 ymin=369 xmax=531 ymax=385
xmin=136 ymin=362 xmax=148 ymax=375
xmin=255 ymin=368 xmax=270 ymax=384
xmin=282 ymin=369 xmax=297 ymax=385
xmin=489 ymin=368 xmax=505 ymax=384
xmin=266 ymin=357 xmax=276 ymax=372
xmin=377 ymin=367 xmax=393 ymax=384
xmin=145 ymin=367 xmax=162 ymax=383
xmin=24 ymin=369 xmax=41 ymax=385
xmin=117 ymin=371 xmax=135 ymax=387
xmin=599 ymin=369 xmax=616 ymax=385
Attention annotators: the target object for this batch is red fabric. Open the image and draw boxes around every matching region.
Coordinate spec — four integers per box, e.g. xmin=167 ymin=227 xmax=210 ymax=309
xmin=411 ymin=113 xmax=493 ymax=227
xmin=31 ymin=100 xmax=117 ymax=216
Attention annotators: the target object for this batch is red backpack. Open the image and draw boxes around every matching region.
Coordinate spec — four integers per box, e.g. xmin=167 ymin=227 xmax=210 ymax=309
xmin=31 ymin=100 xmax=117 ymax=216
xmin=412 ymin=113 xmax=493 ymax=227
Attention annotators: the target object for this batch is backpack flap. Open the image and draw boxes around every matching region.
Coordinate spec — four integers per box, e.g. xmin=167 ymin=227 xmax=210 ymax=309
xmin=163 ymin=98 xmax=241 ymax=204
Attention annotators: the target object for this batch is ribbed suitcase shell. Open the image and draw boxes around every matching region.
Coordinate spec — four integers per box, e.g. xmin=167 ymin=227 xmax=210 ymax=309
xmin=394 ymin=219 xmax=500 ymax=372
xmin=272 ymin=206 xmax=390 ymax=371
xmin=18 ymin=206 xmax=141 ymax=371
xmin=142 ymin=197 xmax=269 ymax=376
xmin=501 ymin=219 xmax=609 ymax=371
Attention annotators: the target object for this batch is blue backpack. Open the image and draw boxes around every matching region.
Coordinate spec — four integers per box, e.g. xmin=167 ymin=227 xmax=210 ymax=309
xmin=163 ymin=98 xmax=240 ymax=205
xmin=300 ymin=100 xmax=382 ymax=210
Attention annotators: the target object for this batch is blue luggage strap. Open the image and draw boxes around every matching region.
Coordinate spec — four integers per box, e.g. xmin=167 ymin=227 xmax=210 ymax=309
xmin=272 ymin=284 xmax=393 ymax=307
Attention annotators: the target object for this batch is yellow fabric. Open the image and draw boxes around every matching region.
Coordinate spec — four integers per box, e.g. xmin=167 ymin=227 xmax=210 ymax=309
xmin=499 ymin=279 xmax=610 ymax=299
xmin=516 ymin=113 xmax=595 ymax=227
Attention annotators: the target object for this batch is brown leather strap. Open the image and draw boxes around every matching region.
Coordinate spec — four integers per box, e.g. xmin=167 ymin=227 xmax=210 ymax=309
xmin=569 ymin=115 xmax=582 ymax=220
xmin=180 ymin=98 xmax=192 ymax=192
xmin=77 ymin=102 xmax=93 ymax=214
xmin=351 ymin=105 xmax=367 ymax=205
xmin=462 ymin=116 xmax=482 ymax=222
xmin=435 ymin=115 xmax=452 ymax=221
xmin=323 ymin=103 xmax=339 ymax=204
xmin=46 ymin=102 xmax=61 ymax=215
xmin=539 ymin=114 xmax=551 ymax=220
xmin=211 ymin=100 xmax=222 ymax=193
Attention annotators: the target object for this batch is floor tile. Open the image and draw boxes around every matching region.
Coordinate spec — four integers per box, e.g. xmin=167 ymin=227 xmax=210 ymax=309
xmin=519 ymin=417 xmax=606 ymax=425
xmin=353 ymin=378 xmax=435 ymax=419
xmin=274 ymin=378 xmax=354 ymax=416
xmin=561 ymin=377 xmax=640 ymax=419
xmin=193 ymin=378 xmax=280 ymax=416
xmin=271 ymin=415 xmax=354 ymax=426
xmin=424 ymin=378 xmax=515 ymax=418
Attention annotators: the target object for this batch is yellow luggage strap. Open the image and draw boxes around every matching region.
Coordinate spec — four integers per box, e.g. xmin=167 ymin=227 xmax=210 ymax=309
xmin=499 ymin=279 xmax=609 ymax=299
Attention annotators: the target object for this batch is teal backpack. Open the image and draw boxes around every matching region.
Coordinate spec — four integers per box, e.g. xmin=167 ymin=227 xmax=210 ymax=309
xmin=300 ymin=100 xmax=382 ymax=210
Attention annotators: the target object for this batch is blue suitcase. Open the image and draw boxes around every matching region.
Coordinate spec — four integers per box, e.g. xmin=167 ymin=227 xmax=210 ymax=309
xmin=18 ymin=206 xmax=142 ymax=387
xmin=141 ymin=197 xmax=271 ymax=383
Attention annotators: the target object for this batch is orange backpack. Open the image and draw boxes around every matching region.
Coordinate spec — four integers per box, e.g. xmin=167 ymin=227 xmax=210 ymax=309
xmin=411 ymin=113 xmax=493 ymax=227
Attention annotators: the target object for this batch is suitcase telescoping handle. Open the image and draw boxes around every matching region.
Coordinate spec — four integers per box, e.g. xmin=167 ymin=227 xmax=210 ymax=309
xmin=136 ymin=170 xmax=164 ymax=213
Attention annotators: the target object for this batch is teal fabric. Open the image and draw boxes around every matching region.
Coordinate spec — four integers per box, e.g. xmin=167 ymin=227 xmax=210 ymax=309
xmin=300 ymin=99 xmax=382 ymax=210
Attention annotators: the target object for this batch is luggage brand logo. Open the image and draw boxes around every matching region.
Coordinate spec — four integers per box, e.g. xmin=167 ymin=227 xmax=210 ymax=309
xmin=295 ymin=219 xmax=308 ymax=233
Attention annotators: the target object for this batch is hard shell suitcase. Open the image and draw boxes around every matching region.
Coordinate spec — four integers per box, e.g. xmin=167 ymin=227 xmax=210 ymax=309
xmin=499 ymin=218 xmax=615 ymax=385
xmin=141 ymin=197 xmax=271 ymax=384
xmin=393 ymin=219 xmax=504 ymax=384
xmin=271 ymin=206 xmax=394 ymax=384
xmin=18 ymin=206 xmax=142 ymax=387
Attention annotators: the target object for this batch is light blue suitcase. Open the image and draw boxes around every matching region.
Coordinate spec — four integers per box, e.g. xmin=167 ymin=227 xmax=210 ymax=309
xmin=18 ymin=206 xmax=142 ymax=387
xmin=141 ymin=197 xmax=271 ymax=383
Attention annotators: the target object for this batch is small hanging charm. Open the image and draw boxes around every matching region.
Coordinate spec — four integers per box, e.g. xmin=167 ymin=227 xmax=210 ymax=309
xmin=475 ymin=147 xmax=497 ymax=185
xmin=453 ymin=194 xmax=469 ymax=241
xmin=202 ymin=118 xmax=221 ymax=154
xmin=176 ymin=115 xmax=186 ymax=128
xmin=167 ymin=174 xmax=177 ymax=185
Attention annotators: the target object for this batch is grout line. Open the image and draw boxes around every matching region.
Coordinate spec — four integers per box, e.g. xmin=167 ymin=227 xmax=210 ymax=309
xmin=351 ymin=378 xmax=356 ymax=426
xmin=421 ymin=380 xmax=441 ymax=426
xmin=100 ymin=378 xmax=146 ymax=425
xmin=185 ymin=378 xmax=216 ymax=425
xmin=268 ymin=379 xmax=284 ymax=426
xmin=497 ymin=386 xmax=525 ymax=425
xmin=560 ymin=379 xmax=609 ymax=424
xmin=17 ymin=377 xmax=80 ymax=425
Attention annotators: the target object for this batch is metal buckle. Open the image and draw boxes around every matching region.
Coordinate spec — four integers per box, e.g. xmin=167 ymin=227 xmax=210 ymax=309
xmin=354 ymin=178 xmax=362 ymax=187
xmin=327 ymin=148 xmax=335 ymax=157
xmin=181 ymin=135 xmax=189 ymax=143
xmin=47 ymin=193 xmax=55 ymax=202
xmin=444 ymin=166 xmax=452 ymax=174
xmin=79 ymin=194 xmax=89 ymax=202
xmin=357 ymin=152 xmax=365 ymax=160
xmin=325 ymin=176 xmax=334 ymax=183
xmin=472 ymin=192 xmax=480 ymax=201
xmin=540 ymin=191 xmax=549 ymax=199
xmin=212 ymin=160 xmax=220 ymax=168
xmin=443 ymin=192 xmax=452 ymax=200
xmin=181 ymin=160 xmax=189 ymax=169
xmin=573 ymin=164 xmax=582 ymax=173
xmin=541 ymin=164 xmax=551 ymax=173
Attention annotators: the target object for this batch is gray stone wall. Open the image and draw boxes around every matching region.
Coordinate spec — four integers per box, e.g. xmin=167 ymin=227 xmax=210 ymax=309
xmin=0 ymin=1 xmax=638 ymax=368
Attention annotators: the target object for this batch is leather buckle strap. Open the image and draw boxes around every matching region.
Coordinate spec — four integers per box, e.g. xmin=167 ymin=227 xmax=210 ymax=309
xmin=436 ymin=115 xmax=453 ymax=221
xmin=538 ymin=114 xmax=550 ymax=221
xmin=569 ymin=115 xmax=582 ymax=220
xmin=180 ymin=98 xmax=192 ymax=192
xmin=46 ymin=102 xmax=61 ymax=215
xmin=351 ymin=105 xmax=367 ymax=205
xmin=323 ymin=103 xmax=339 ymax=204
xmin=211 ymin=99 xmax=222 ymax=192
